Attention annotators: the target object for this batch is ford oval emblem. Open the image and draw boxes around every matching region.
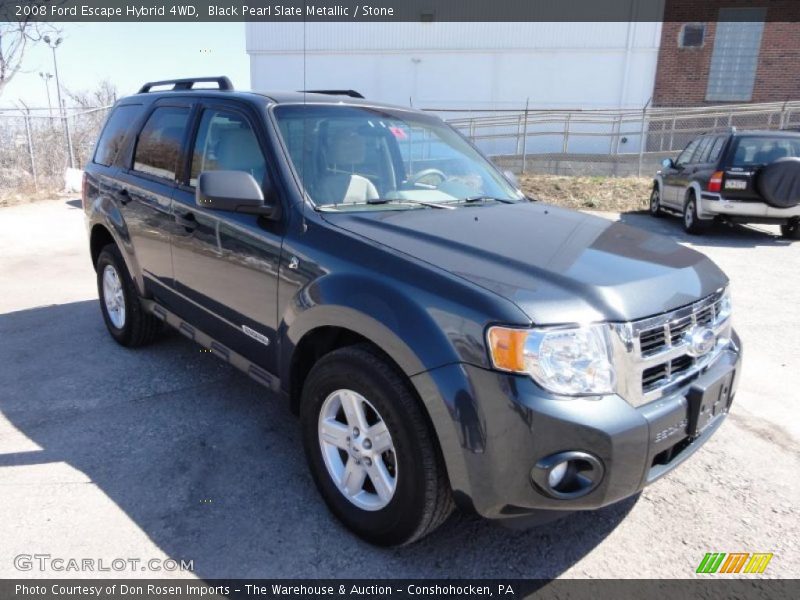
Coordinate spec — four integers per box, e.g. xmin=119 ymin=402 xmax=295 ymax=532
xmin=685 ymin=326 xmax=716 ymax=357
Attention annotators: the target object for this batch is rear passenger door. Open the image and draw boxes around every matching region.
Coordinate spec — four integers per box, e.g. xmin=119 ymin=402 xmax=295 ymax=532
xmin=114 ymin=101 xmax=193 ymax=298
xmin=170 ymin=100 xmax=284 ymax=374
xmin=693 ymin=136 xmax=725 ymax=191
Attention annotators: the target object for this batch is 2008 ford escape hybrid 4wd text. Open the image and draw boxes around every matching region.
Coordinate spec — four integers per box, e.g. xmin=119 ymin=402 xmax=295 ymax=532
xmin=83 ymin=77 xmax=742 ymax=546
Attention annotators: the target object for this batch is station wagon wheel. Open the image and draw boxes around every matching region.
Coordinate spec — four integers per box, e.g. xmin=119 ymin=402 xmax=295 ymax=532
xmin=682 ymin=193 xmax=707 ymax=235
xmin=649 ymin=187 xmax=663 ymax=218
xmin=96 ymin=243 xmax=162 ymax=347
xmin=300 ymin=344 xmax=453 ymax=546
xmin=780 ymin=218 xmax=800 ymax=240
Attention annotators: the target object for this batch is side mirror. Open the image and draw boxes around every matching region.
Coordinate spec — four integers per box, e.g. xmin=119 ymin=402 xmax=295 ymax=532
xmin=661 ymin=158 xmax=675 ymax=169
xmin=503 ymin=170 xmax=520 ymax=188
xmin=196 ymin=170 xmax=278 ymax=218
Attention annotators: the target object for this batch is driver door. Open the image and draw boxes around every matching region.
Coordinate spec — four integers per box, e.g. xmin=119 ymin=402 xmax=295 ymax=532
xmin=169 ymin=100 xmax=285 ymax=374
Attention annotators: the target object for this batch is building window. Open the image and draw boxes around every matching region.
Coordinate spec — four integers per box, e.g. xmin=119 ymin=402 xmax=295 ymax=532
xmin=679 ymin=23 xmax=705 ymax=48
xmin=706 ymin=9 xmax=767 ymax=102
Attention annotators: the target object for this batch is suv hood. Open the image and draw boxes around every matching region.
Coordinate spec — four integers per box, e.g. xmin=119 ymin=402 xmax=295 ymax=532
xmin=322 ymin=202 xmax=728 ymax=324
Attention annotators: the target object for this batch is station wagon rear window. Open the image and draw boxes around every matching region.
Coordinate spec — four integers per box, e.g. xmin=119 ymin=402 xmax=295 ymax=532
xmin=730 ymin=137 xmax=800 ymax=167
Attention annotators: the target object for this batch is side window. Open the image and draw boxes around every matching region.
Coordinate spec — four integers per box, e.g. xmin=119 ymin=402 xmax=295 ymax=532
xmin=190 ymin=109 xmax=266 ymax=187
xmin=692 ymin=137 xmax=713 ymax=164
xmin=94 ymin=104 xmax=143 ymax=167
xmin=706 ymin=136 xmax=726 ymax=164
xmin=133 ymin=107 xmax=191 ymax=181
xmin=676 ymin=138 xmax=701 ymax=166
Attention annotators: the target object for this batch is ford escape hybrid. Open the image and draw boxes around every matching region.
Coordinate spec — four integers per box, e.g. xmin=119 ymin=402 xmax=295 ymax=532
xmin=83 ymin=77 xmax=742 ymax=545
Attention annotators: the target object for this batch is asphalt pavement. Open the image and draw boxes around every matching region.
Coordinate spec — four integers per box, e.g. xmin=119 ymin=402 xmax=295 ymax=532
xmin=0 ymin=198 xmax=798 ymax=579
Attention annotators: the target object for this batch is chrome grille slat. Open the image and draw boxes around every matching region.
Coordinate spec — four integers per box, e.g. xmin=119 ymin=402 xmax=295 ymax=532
xmin=609 ymin=290 xmax=732 ymax=407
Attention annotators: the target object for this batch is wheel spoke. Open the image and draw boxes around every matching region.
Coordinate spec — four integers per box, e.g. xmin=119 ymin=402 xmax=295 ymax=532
xmin=319 ymin=419 xmax=350 ymax=450
xmin=341 ymin=458 xmax=366 ymax=497
xmin=367 ymin=421 xmax=392 ymax=453
xmin=339 ymin=391 xmax=369 ymax=431
xmin=366 ymin=459 xmax=395 ymax=503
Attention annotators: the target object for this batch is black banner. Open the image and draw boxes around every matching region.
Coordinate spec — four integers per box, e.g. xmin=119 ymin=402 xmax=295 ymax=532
xmin=2 ymin=580 xmax=800 ymax=600
xmin=3 ymin=0 xmax=800 ymax=23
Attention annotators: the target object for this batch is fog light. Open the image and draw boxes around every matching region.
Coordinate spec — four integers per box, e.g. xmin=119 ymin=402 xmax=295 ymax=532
xmin=548 ymin=461 xmax=569 ymax=488
xmin=531 ymin=451 xmax=605 ymax=499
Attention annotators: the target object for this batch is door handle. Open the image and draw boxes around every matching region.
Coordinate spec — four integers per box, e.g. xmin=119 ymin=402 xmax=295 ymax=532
xmin=175 ymin=212 xmax=198 ymax=232
xmin=118 ymin=188 xmax=130 ymax=204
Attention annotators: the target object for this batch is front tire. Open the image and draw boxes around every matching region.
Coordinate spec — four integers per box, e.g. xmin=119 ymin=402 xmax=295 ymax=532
xmin=780 ymin=218 xmax=800 ymax=240
xmin=96 ymin=244 xmax=162 ymax=347
xmin=683 ymin=194 xmax=708 ymax=235
xmin=649 ymin=186 xmax=663 ymax=218
xmin=300 ymin=344 xmax=453 ymax=546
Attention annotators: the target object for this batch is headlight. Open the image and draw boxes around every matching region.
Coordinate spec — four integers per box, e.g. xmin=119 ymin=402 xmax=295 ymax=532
xmin=717 ymin=288 xmax=732 ymax=322
xmin=487 ymin=324 xmax=616 ymax=396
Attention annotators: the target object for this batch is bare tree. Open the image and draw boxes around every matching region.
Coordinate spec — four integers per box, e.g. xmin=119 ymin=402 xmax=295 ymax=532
xmin=66 ymin=79 xmax=118 ymax=109
xmin=0 ymin=21 xmax=61 ymax=98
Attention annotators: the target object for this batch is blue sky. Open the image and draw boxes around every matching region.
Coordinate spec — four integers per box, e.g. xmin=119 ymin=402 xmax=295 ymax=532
xmin=1 ymin=22 xmax=250 ymax=109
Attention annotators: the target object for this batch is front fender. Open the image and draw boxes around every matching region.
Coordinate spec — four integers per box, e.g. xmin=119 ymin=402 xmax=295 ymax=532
xmin=281 ymin=272 xmax=471 ymax=381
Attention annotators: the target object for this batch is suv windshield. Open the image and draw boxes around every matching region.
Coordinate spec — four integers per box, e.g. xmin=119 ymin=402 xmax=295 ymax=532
xmin=272 ymin=104 xmax=522 ymax=210
xmin=730 ymin=136 xmax=800 ymax=167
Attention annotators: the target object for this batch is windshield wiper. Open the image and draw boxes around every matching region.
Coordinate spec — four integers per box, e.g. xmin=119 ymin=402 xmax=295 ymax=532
xmin=457 ymin=195 xmax=517 ymax=204
xmin=367 ymin=198 xmax=453 ymax=209
xmin=316 ymin=198 xmax=455 ymax=210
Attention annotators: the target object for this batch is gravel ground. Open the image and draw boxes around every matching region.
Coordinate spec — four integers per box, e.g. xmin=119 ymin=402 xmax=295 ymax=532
xmin=0 ymin=198 xmax=798 ymax=579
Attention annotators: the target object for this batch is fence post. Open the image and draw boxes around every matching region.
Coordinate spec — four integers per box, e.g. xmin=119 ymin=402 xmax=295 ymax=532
xmin=21 ymin=106 xmax=38 ymax=192
xmin=637 ymin=97 xmax=651 ymax=178
xmin=521 ymin=97 xmax=529 ymax=174
xmin=63 ymin=101 xmax=76 ymax=169
xmin=562 ymin=112 xmax=571 ymax=154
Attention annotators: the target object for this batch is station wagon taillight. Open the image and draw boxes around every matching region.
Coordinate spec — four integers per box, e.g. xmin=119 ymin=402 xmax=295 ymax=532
xmin=708 ymin=171 xmax=724 ymax=193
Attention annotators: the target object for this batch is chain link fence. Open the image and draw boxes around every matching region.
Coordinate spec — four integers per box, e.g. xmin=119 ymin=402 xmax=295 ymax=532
xmin=2 ymin=100 xmax=800 ymax=200
xmin=442 ymin=101 xmax=800 ymax=177
xmin=0 ymin=106 xmax=111 ymax=197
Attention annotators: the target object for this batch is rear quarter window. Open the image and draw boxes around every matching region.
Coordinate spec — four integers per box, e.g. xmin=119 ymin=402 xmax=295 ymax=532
xmin=93 ymin=104 xmax=143 ymax=167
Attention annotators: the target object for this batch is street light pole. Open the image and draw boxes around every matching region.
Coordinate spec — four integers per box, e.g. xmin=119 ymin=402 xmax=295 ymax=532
xmin=44 ymin=35 xmax=75 ymax=169
xmin=39 ymin=72 xmax=53 ymax=120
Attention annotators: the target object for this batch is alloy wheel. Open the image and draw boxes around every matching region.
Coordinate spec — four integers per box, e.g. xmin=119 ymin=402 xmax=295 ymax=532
xmin=318 ymin=389 xmax=397 ymax=511
xmin=102 ymin=264 xmax=126 ymax=329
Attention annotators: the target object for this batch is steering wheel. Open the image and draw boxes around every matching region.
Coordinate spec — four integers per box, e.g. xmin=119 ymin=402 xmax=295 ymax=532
xmin=410 ymin=168 xmax=447 ymax=188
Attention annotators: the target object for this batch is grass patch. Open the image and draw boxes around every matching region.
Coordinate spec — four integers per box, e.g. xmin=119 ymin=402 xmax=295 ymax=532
xmin=519 ymin=174 xmax=652 ymax=213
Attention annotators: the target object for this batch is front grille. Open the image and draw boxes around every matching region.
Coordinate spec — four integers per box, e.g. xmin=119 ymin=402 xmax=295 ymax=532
xmin=609 ymin=290 xmax=732 ymax=407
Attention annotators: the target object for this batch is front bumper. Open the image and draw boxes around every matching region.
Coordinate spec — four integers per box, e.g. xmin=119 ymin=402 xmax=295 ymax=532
xmin=411 ymin=331 xmax=742 ymax=520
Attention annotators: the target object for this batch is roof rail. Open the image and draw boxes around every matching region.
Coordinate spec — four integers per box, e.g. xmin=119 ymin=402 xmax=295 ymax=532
xmin=138 ymin=76 xmax=234 ymax=94
xmin=300 ymin=89 xmax=364 ymax=99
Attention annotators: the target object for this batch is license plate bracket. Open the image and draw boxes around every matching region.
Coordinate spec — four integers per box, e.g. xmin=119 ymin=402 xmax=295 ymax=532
xmin=686 ymin=366 xmax=734 ymax=438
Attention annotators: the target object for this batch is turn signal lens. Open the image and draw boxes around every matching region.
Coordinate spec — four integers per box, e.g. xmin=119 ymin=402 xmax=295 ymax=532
xmin=487 ymin=327 xmax=528 ymax=372
xmin=708 ymin=171 xmax=724 ymax=193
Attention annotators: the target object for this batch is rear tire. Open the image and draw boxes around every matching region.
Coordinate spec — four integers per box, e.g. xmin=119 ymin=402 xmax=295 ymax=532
xmin=683 ymin=193 xmax=708 ymax=235
xmin=649 ymin=187 xmax=663 ymax=218
xmin=781 ymin=218 xmax=800 ymax=240
xmin=300 ymin=344 xmax=453 ymax=546
xmin=96 ymin=244 xmax=162 ymax=347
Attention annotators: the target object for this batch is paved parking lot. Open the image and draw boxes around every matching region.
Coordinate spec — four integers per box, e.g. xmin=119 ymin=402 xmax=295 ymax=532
xmin=0 ymin=198 xmax=798 ymax=579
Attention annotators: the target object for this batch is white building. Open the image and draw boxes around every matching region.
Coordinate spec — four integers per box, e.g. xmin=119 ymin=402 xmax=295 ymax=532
xmin=246 ymin=22 xmax=662 ymax=111
xmin=246 ymin=22 xmax=663 ymax=157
